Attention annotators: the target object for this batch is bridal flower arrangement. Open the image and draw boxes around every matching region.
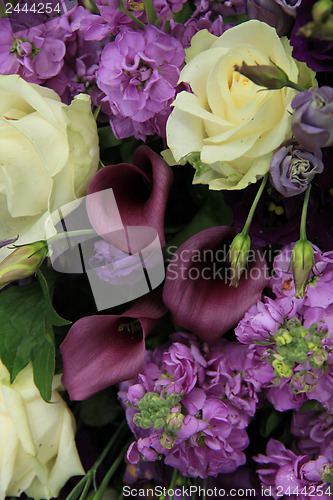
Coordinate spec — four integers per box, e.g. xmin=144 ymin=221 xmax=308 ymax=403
xmin=0 ymin=0 xmax=333 ymax=497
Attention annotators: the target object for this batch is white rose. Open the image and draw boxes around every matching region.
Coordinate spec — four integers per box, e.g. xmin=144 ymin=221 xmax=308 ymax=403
xmin=165 ymin=20 xmax=315 ymax=190
xmin=0 ymin=362 xmax=84 ymax=499
xmin=0 ymin=75 xmax=99 ymax=260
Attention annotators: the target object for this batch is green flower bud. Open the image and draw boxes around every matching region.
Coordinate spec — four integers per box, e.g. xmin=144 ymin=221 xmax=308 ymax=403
xmin=272 ymin=359 xmax=293 ymax=379
xmin=234 ymin=60 xmax=290 ymax=90
xmin=0 ymin=241 xmax=48 ymax=291
xmin=275 ymin=330 xmax=293 ymax=346
xmin=291 ymin=239 xmax=315 ymax=299
xmin=312 ymin=0 xmax=332 ymax=23
xmin=229 ymin=232 xmax=251 ymax=287
xmin=165 ymin=412 xmax=184 ymax=433
xmin=310 ymin=350 xmax=328 ymax=368
xmin=140 ymin=417 xmax=153 ymax=429
xmin=159 ymin=433 xmax=177 ymax=450
xmin=154 ymin=418 xmax=165 ymax=430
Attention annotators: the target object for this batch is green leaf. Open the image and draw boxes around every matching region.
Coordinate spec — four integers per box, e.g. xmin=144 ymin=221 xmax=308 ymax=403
xmin=98 ymin=125 xmax=122 ymax=155
xmin=0 ymin=269 xmax=71 ymax=401
xmin=261 ymin=410 xmax=284 ymax=438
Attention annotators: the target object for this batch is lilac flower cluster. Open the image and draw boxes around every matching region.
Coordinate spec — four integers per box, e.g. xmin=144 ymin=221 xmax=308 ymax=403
xmin=255 ymin=439 xmax=333 ymax=500
xmin=0 ymin=7 xmax=103 ymax=104
xmin=119 ymin=333 xmax=270 ymax=478
xmin=236 ymin=243 xmax=333 ymax=412
xmin=97 ymin=25 xmax=185 ymax=140
xmin=291 ymin=408 xmax=333 ymax=459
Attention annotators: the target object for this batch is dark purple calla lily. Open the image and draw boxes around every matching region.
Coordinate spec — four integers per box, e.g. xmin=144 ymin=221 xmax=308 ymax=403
xmin=163 ymin=227 xmax=269 ymax=345
xmin=86 ymin=146 xmax=173 ymax=252
xmin=60 ymin=292 xmax=167 ymax=400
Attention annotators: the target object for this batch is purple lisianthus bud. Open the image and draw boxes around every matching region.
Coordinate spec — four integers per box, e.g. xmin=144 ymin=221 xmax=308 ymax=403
xmin=292 ymin=87 xmax=333 ymax=151
xmin=246 ymin=0 xmax=294 ymax=35
xmin=234 ymin=60 xmax=290 ymax=90
xmin=270 ymin=141 xmax=324 ymax=197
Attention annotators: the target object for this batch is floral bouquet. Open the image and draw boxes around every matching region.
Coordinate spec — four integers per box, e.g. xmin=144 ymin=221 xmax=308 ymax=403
xmin=0 ymin=0 xmax=333 ymax=497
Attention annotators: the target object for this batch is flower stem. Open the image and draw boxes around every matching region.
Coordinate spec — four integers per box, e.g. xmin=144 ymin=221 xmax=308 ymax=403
xmin=300 ymin=184 xmax=312 ymax=241
xmin=142 ymin=0 xmax=157 ymax=24
xmin=65 ymin=421 xmax=127 ymax=500
xmin=122 ymin=8 xmax=146 ymax=28
xmin=243 ymin=173 xmax=268 ymax=235
xmin=93 ymin=104 xmax=102 ymax=120
xmin=286 ymin=79 xmax=307 ymax=92
xmin=91 ymin=439 xmax=132 ymax=500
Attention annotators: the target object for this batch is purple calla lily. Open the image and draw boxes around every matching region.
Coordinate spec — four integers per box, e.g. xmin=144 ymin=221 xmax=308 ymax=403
xmin=163 ymin=227 xmax=270 ymax=345
xmin=60 ymin=292 xmax=167 ymax=400
xmin=86 ymin=145 xmax=173 ymax=252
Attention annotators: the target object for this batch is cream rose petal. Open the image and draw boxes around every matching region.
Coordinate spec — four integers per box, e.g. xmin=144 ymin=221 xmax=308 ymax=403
xmin=166 ymin=103 xmax=205 ymax=161
xmin=166 ymin=20 xmax=316 ymax=190
xmin=0 ymin=75 xmax=61 ymax=127
xmin=180 ymin=47 xmax=227 ymax=108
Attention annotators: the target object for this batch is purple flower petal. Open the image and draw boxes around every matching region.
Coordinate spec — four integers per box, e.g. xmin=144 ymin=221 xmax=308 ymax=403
xmin=60 ymin=292 xmax=167 ymax=400
xmin=163 ymin=227 xmax=270 ymax=345
xmin=87 ymin=146 xmax=173 ymax=251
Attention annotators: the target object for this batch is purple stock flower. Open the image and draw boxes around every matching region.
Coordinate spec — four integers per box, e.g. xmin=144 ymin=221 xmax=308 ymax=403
xmin=153 ymin=0 xmax=187 ymax=21
xmin=170 ymin=13 xmax=226 ymax=48
xmin=193 ymin=0 xmax=245 ymax=16
xmin=291 ymin=87 xmax=333 ymax=152
xmin=236 ymin=243 xmax=333 ymax=412
xmin=119 ymin=337 xmax=250 ymax=478
xmin=255 ymin=439 xmax=332 ymax=500
xmin=235 ymin=295 xmax=299 ymax=344
xmin=271 ymin=243 xmax=333 ymax=317
xmin=0 ymin=16 xmax=72 ymax=84
xmin=92 ymin=0 xmax=147 ymax=36
xmin=245 ymin=0 xmax=294 ymax=36
xmin=290 ymin=0 xmax=333 ymax=72
xmin=270 ymin=141 xmax=324 ymax=197
xmin=205 ymin=340 xmax=274 ymax=416
xmin=97 ymin=26 xmax=185 ymax=140
xmin=292 ymin=409 xmax=333 ymax=459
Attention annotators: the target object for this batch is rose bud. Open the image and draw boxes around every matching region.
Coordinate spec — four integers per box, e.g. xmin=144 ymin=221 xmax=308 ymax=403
xmin=0 ymin=241 xmax=48 ymax=290
xmin=229 ymin=232 xmax=251 ymax=287
xmin=291 ymin=86 xmax=333 ymax=152
xmin=234 ymin=60 xmax=290 ymax=89
xmin=291 ymin=238 xmax=315 ymax=298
